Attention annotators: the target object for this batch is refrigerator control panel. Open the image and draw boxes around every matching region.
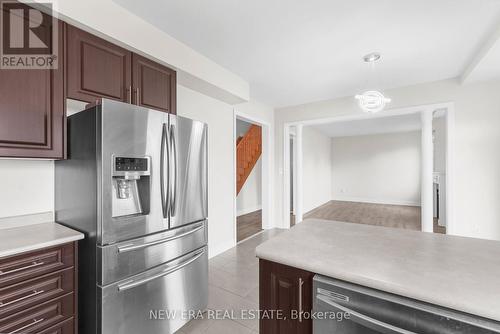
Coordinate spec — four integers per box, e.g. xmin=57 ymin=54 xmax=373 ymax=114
xmin=115 ymin=157 xmax=149 ymax=172
xmin=112 ymin=156 xmax=151 ymax=176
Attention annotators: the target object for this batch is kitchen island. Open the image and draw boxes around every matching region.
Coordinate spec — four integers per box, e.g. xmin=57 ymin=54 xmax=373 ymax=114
xmin=256 ymin=219 xmax=500 ymax=333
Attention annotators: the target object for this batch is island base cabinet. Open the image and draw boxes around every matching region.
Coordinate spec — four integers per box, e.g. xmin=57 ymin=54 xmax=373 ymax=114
xmin=259 ymin=259 xmax=313 ymax=334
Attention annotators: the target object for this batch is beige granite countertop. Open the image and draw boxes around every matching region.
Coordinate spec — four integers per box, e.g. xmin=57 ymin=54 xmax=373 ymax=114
xmin=255 ymin=219 xmax=500 ymax=322
xmin=0 ymin=222 xmax=84 ymax=258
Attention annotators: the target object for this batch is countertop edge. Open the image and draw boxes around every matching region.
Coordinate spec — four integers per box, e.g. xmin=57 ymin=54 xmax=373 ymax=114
xmin=0 ymin=234 xmax=84 ymax=259
xmin=0 ymin=223 xmax=85 ymax=259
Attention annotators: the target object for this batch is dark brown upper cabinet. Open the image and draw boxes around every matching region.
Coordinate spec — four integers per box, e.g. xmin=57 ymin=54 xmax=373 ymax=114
xmin=66 ymin=25 xmax=176 ymax=113
xmin=0 ymin=17 xmax=177 ymax=159
xmin=66 ymin=25 xmax=132 ymax=104
xmin=132 ymin=54 xmax=176 ymax=114
xmin=0 ymin=20 xmax=65 ymax=159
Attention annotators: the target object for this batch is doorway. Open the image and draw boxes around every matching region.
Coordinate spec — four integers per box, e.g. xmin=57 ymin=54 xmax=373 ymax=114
xmin=283 ymin=103 xmax=455 ymax=234
xmin=235 ymin=118 xmax=262 ymax=241
xmin=233 ymin=110 xmax=272 ymax=244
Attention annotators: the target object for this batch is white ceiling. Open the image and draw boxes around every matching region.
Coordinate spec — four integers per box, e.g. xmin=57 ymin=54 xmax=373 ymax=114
xmin=462 ymin=20 xmax=500 ymax=84
xmin=309 ymin=113 xmax=422 ymax=138
xmin=114 ymin=0 xmax=500 ymax=107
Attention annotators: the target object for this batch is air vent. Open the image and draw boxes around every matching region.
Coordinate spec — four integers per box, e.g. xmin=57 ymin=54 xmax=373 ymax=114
xmin=317 ymin=288 xmax=350 ymax=302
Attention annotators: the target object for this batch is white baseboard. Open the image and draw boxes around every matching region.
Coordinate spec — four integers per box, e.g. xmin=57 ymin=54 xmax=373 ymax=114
xmin=236 ymin=205 xmax=262 ymax=217
xmin=333 ymin=196 xmax=421 ymax=207
xmin=208 ymin=239 xmax=235 ymax=259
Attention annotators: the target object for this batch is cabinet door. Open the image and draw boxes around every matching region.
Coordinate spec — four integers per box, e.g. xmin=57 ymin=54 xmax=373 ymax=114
xmin=66 ymin=24 xmax=132 ymax=103
xmin=132 ymin=54 xmax=176 ymax=113
xmin=260 ymin=259 xmax=313 ymax=334
xmin=0 ymin=20 xmax=65 ymax=159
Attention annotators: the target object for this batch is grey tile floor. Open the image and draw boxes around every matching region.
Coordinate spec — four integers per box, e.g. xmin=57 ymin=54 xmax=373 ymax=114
xmin=177 ymin=229 xmax=284 ymax=334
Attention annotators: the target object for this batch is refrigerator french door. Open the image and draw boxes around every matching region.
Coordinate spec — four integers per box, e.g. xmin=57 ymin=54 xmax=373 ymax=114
xmin=99 ymin=100 xmax=208 ymax=244
xmin=167 ymin=115 xmax=208 ymax=229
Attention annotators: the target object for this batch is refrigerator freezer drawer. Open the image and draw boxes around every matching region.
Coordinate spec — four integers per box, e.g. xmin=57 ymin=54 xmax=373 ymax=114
xmin=99 ymin=246 xmax=208 ymax=334
xmin=98 ymin=220 xmax=207 ymax=285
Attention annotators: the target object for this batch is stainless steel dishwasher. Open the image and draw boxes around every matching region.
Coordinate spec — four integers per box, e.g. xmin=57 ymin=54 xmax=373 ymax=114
xmin=313 ymin=275 xmax=500 ymax=334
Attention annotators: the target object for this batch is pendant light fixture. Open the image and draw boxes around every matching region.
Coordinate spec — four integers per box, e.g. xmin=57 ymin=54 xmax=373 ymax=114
xmin=355 ymin=52 xmax=391 ymax=113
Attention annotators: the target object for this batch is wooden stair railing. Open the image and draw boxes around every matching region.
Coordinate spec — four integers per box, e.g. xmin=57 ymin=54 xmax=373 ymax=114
xmin=237 ymin=124 xmax=262 ymax=195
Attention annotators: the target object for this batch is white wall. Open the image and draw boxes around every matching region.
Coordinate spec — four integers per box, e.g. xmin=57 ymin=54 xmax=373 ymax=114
xmin=433 ymin=116 xmax=447 ymax=173
xmin=235 ymin=100 xmax=275 ymax=125
xmin=275 ymin=78 xmax=500 ymax=240
xmin=237 ymin=158 xmax=262 ymax=216
xmin=236 ymin=119 xmax=251 ymax=138
xmin=0 ymin=160 xmax=54 ymax=218
xmin=331 ymin=131 xmax=421 ymax=206
xmin=302 ymin=126 xmax=333 ymax=213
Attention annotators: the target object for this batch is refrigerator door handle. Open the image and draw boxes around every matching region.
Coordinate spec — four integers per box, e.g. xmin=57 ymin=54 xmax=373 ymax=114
xmin=160 ymin=123 xmax=170 ymax=219
xmin=117 ymin=247 xmax=205 ymax=292
xmin=169 ymin=123 xmax=178 ymax=217
xmin=116 ymin=222 xmax=205 ymax=253
xmin=202 ymin=128 xmax=208 ymax=217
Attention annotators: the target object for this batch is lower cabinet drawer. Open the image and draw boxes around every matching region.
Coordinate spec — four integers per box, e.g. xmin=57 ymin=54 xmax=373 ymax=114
xmin=0 ymin=268 xmax=74 ymax=318
xmin=0 ymin=293 xmax=73 ymax=333
xmin=37 ymin=317 xmax=74 ymax=334
xmin=0 ymin=244 xmax=75 ymax=288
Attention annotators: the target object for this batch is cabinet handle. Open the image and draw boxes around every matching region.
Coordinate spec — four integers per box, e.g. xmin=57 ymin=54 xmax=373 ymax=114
xmin=136 ymin=87 xmax=140 ymax=105
xmin=0 ymin=289 xmax=44 ymax=308
xmin=9 ymin=318 xmax=44 ymax=334
xmin=0 ymin=261 xmax=44 ymax=276
xmin=128 ymin=86 xmax=132 ymax=103
xmin=298 ymin=277 xmax=304 ymax=322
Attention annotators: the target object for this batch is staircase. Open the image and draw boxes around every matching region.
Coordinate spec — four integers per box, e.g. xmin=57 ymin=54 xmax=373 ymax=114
xmin=237 ymin=124 xmax=262 ymax=195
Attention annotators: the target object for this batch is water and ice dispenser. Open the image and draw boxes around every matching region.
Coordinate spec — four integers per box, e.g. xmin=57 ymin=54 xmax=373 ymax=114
xmin=111 ymin=156 xmax=151 ymax=217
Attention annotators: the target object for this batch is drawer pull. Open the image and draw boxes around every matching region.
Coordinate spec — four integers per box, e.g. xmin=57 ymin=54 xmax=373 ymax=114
xmin=9 ymin=318 xmax=44 ymax=334
xmin=0 ymin=261 xmax=44 ymax=276
xmin=0 ymin=289 xmax=44 ymax=308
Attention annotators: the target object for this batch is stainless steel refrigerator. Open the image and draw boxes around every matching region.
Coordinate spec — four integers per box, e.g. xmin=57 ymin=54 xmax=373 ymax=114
xmin=55 ymin=99 xmax=208 ymax=334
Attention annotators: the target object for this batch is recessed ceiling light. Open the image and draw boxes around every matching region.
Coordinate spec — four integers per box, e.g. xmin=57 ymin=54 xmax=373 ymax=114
xmin=363 ymin=52 xmax=381 ymax=63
